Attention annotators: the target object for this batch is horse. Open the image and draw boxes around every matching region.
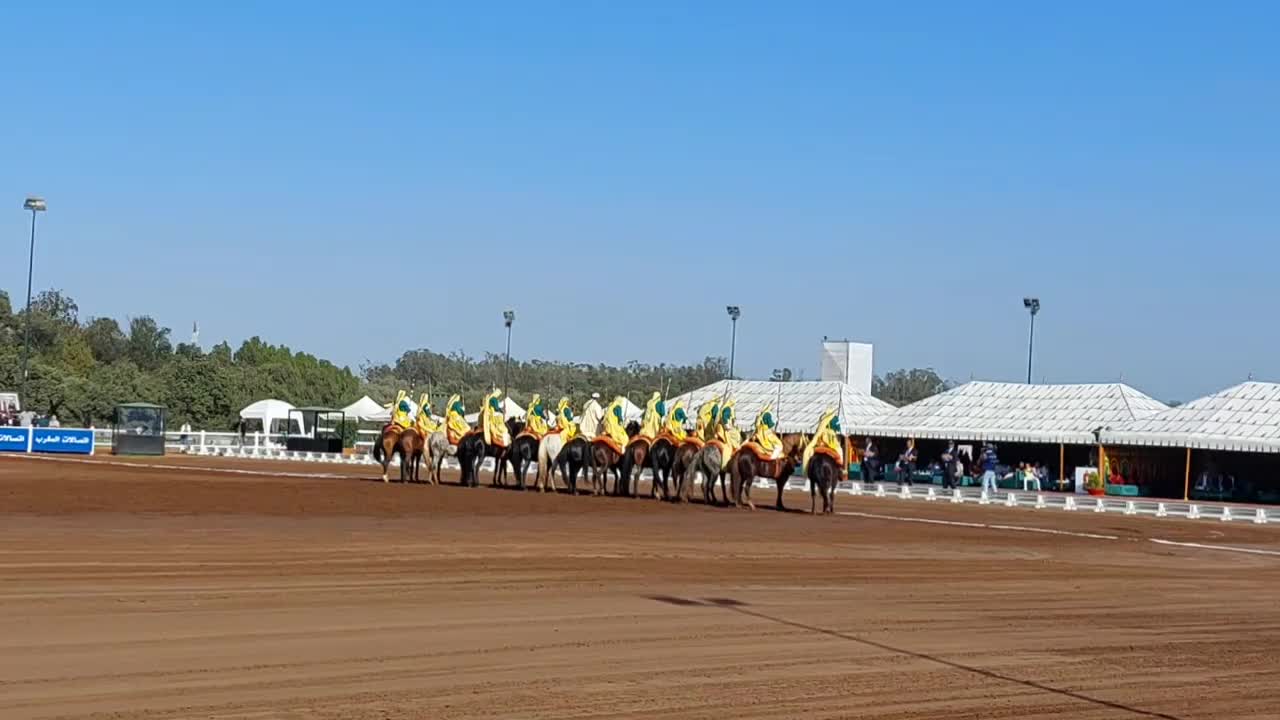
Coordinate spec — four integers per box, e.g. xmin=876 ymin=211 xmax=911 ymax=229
xmin=394 ymin=428 xmax=431 ymax=483
xmin=589 ymin=421 xmax=641 ymax=496
xmin=807 ymin=447 xmax=842 ymax=514
xmin=371 ymin=425 xmax=404 ymax=483
xmin=534 ymin=431 xmax=588 ymax=493
xmin=617 ymin=435 xmax=652 ymax=498
xmin=648 ymin=435 xmax=679 ymax=501
xmin=729 ymin=433 xmax=809 ymax=511
xmin=507 ymin=425 xmax=542 ymax=491
xmin=457 ymin=418 xmax=523 ymax=488
xmin=427 ymin=430 xmax=455 ymax=485
xmin=684 ymin=442 xmax=732 ymax=506
xmin=670 ymin=440 xmax=704 ymax=503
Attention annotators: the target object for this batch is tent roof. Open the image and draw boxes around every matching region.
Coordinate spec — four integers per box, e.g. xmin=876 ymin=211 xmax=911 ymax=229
xmin=117 ymin=402 xmax=164 ymax=409
xmin=341 ymin=396 xmax=389 ymax=422
xmin=239 ymin=399 xmax=296 ymax=419
xmin=865 ymin=381 xmax=1168 ymax=444
xmin=665 ymin=380 xmax=895 ymax=434
xmin=1102 ymin=381 xmax=1280 ymax=453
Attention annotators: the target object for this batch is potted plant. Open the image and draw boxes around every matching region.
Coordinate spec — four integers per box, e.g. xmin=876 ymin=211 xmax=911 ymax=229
xmin=1085 ymin=470 xmax=1105 ymax=496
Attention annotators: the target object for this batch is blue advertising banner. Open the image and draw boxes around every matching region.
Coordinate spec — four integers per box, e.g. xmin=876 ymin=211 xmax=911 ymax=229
xmin=30 ymin=428 xmax=95 ymax=455
xmin=0 ymin=427 xmax=32 ymax=453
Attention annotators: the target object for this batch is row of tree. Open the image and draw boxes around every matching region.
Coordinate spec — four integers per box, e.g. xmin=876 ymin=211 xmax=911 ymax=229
xmin=0 ymin=289 xmax=948 ymax=429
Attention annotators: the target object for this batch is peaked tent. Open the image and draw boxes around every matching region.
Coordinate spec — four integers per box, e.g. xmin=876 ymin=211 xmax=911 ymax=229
xmin=665 ymin=380 xmax=895 ymax=434
xmin=865 ymin=381 xmax=1168 ymax=444
xmin=1103 ymin=381 xmax=1280 ymax=453
xmin=239 ymin=399 xmax=302 ymax=435
xmin=341 ymin=395 xmax=391 ymax=423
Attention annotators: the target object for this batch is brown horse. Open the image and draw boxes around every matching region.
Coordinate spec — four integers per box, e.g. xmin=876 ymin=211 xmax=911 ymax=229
xmin=394 ymin=428 xmax=431 ymax=483
xmin=729 ymin=433 xmax=809 ymax=511
xmin=618 ymin=436 xmax=653 ymax=498
xmin=589 ymin=421 xmax=640 ymax=496
xmin=372 ymin=425 xmax=403 ymax=482
xmin=670 ymin=440 xmax=701 ymax=502
xmin=648 ymin=435 xmax=679 ymax=501
xmin=807 ymin=446 xmax=842 ymax=514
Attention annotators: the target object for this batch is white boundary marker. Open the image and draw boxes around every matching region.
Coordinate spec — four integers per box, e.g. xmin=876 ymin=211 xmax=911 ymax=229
xmin=1149 ymin=538 xmax=1280 ymax=557
xmin=0 ymin=453 xmax=356 ymax=480
xmin=838 ymin=510 xmax=1120 ymax=541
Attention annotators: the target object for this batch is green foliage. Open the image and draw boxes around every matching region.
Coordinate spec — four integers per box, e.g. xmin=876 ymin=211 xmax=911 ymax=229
xmin=872 ymin=368 xmax=950 ymax=407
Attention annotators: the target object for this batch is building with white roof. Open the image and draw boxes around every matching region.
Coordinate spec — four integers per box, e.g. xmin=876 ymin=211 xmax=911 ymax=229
xmin=665 ymin=379 xmax=894 ymax=434
xmin=1103 ymin=382 xmax=1280 ymax=453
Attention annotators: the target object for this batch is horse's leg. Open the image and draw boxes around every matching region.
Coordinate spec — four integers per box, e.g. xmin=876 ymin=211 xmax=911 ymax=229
xmin=776 ymin=473 xmax=787 ymax=512
xmin=810 ymin=476 xmax=817 ymax=515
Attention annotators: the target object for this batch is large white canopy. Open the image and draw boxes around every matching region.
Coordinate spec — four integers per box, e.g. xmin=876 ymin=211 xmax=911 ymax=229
xmin=239 ymin=398 xmax=302 ymax=435
xmin=1103 ymin=381 xmax=1280 ymax=453
xmin=665 ymin=380 xmax=895 ymax=434
xmin=341 ymin=395 xmax=391 ymax=422
xmin=865 ymin=381 xmax=1168 ymax=444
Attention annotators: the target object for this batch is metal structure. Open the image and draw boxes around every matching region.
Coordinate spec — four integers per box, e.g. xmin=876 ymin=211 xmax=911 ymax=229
xmin=725 ymin=305 xmax=741 ymax=379
xmin=502 ymin=310 xmax=515 ymax=397
xmin=1023 ymin=297 xmax=1041 ymax=384
xmin=20 ymin=196 xmax=46 ymax=399
xmin=112 ymin=402 xmax=166 ymax=456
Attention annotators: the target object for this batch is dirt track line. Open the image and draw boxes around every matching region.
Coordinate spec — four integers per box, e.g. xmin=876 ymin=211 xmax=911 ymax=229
xmin=1148 ymin=538 xmax=1280 ymax=557
xmin=838 ymin=511 xmax=1121 ymax=540
xmin=0 ymin=453 xmax=353 ymax=480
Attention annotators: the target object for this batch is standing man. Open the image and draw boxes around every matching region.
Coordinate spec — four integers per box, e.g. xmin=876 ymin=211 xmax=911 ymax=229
xmin=980 ymin=442 xmax=1000 ymax=495
xmin=941 ymin=441 xmax=957 ymax=489
xmin=861 ymin=438 xmax=878 ymax=483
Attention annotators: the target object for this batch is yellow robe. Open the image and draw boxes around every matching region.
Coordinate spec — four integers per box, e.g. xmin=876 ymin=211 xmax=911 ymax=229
xmin=598 ymin=398 xmax=629 ymax=448
xmin=482 ymin=390 xmax=511 ymax=448
xmin=802 ymin=409 xmax=844 ymax=474
xmin=663 ymin=401 xmax=688 ymax=442
xmin=555 ymin=398 xmax=578 ymax=442
xmin=414 ymin=393 xmax=440 ymax=435
xmin=445 ymin=394 xmax=469 ymax=445
xmin=696 ymin=397 xmax=720 ymax=442
xmin=714 ymin=403 xmax=742 ymax=469
xmin=751 ymin=404 xmax=783 ymax=460
xmin=639 ymin=392 xmax=662 ymax=440
xmin=390 ymin=390 xmax=413 ymax=429
xmin=525 ymin=394 xmax=549 ymax=437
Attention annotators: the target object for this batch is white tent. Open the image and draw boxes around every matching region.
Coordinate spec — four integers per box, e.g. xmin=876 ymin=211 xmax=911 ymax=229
xmin=465 ymin=397 xmax=526 ymax=424
xmin=341 ymin=395 xmax=391 ymax=423
xmin=1103 ymin=381 xmax=1280 ymax=453
xmin=865 ymin=381 xmax=1168 ymax=445
xmin=239 ymin=399 xmax=302 ymax=435
xmin=665 ymin=380 xmax=895 ymax=434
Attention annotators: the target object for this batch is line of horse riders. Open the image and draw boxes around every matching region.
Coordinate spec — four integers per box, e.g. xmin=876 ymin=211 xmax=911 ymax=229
xmin=372 ymin=388 xmax=848 ymax=514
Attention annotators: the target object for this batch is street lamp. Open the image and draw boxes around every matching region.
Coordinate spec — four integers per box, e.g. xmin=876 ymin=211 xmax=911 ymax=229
xmin=20 ymin=197 xmax=47 ymax=399
xmin=502 ymin=310 xmax=515 ymax=398
xmin=1022 ymin=297 xmax=1040 ymax=384
xmin=725 ymin=305 xmax=741 ymax=379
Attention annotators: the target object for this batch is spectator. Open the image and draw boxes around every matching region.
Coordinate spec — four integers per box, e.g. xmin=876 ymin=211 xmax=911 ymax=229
xmin=861 ymin=438 xmax=877 ymax=483
xmin=18 ymin=409 xmax=36 ymax=428
xmin=47 ymin=414 xmax=60 ymax=428
xmin=941 ymin=441 xmax=957 ymax=489
xmin=896 ymin=439 xmax=918 ymax=485
xmin=180 ymin=421 xmax=192 ymax=447
xmin=980 ymin=443 xmax=999 ymax=495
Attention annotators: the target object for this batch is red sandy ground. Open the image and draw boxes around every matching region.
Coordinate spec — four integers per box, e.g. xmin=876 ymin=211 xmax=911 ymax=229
xmin=1 ymin=453 xmax=1278 ymax=719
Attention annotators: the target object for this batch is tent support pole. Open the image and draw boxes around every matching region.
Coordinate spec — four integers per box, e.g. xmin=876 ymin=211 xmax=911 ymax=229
xmin=1183 ymin=447 xmax=1191 ymax=501
xmin=1058 ymin=443 xmax=1064 ymax=490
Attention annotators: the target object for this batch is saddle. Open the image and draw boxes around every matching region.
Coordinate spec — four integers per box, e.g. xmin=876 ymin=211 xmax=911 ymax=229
xmin=515 ymin=430 xmax=544 ymax=442
xmin=812 ymin=445 xmax=843 ymax=464
xmin=654 ymin=431 xmax=684 ymax=446
xmin=627 ymin=436 xmax=653 ymax=450
xmin=740 ymin=441 xmax=780 ymax=462
xmin=679 ymin=436 xmax=705 ymax=450
xmin=592 ymin=436 xmax=624 ymax=455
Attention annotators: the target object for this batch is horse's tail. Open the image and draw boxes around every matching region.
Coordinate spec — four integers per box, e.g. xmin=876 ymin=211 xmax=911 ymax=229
xmin=372 ymin=436 xmax=384 ymax=463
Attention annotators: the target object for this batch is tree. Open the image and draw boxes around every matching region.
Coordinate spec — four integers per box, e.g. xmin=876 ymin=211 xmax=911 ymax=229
xmin=82 ymin=317 xmax=128 ymax=364
xmin=873 ymin=368 xmax=950 ymax=407
xmin=126 ymin=316 xmax=173 ymax=370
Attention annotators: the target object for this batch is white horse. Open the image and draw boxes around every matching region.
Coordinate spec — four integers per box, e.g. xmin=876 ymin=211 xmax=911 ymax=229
xmin=427 ymin=430 xmax=458 ymax=485
xmin=535 ymin=432 xmax=565 ymax=492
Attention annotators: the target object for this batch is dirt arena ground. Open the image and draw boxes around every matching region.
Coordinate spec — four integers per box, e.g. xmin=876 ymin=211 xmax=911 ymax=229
xmin=2 ymin=454 xmax=1279 ymax=719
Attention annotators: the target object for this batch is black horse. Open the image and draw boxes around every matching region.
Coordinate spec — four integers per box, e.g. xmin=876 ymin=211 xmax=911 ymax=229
xmin=806 ymin=450 xmax=842 ymax=515
xmin=555 ymin=436 xmax=590 ymax=494
xmin=507 ymin=425 xmax=541 ymax=491
xmin=649 ymin=436 xmax=679 ymax=501
xmin=457 ymin=417 xmax=523 ymax=488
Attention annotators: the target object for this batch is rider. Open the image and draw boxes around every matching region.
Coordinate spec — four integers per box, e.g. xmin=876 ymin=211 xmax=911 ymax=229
xmin=445 ymin=394 xmax=469 ymax=445
xmin=598 ymin=395 xmax=629 ymax=449
xmin=802 ymin=407 xmax=845 ymax=475
xmin=714 ymin=399 xmax=742 ymax=468
xmin=389 ymin=390 xmax=416 ymax=429
xmin=554 ymin=397 xmax=578 ymax=442
xmin=413 ymin=392 xmax=440 ymax=435
xmin=639 ymin=391 xmax=664 ymax=440
xmin=524 ymin=393 xmax=550 ymax=438
xmin=663 ymin=400 xmax=689 ymax=442
xmin=750 ymin=403 xmax=783 ymax=460
xmin=481 ymin=389 xmax=511 ymax=448
xmin=696 ymin=395 xmax=721 ymax=442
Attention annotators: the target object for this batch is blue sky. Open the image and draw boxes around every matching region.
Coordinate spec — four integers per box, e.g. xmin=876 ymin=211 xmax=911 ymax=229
xmin=3 ymin=1 xmax=1277 ymax=402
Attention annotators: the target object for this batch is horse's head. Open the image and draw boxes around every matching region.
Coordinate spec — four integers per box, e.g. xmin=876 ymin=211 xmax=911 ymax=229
xmin=625 ymin=420 xmax=641 ymax=437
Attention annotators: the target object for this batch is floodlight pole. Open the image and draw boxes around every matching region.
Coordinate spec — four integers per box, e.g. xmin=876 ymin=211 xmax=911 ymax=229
xmin=502 ymin=310 xmax=515 ymax=398
xmin=1023 ymin=297 xmax=1040 ymax=384
xmin=726 ymin=306 xmax=741 ymax=379
xmin=20 ymin=197 xmax=47 ymax=401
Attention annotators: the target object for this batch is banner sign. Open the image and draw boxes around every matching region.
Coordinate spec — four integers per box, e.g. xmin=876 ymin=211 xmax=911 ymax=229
xmin=30 ymin=428 xmax=95 ymax=455
xmin=0 ymin=428 xmax=32 ymax=453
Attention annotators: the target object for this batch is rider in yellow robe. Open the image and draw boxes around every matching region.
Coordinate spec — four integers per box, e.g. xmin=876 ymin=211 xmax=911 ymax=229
xmin=714 ymin=400 xmax=742 ymax=468
xmin=696 ymin=396 xmax=721 ymax=442
xmin=413 ymin=392 xmax=440 ymax=436
xmin=481 ymin=389 xmax=511 ymax=448
xmin=554 ymin=397 xmax=578 ymax=442
xmin=445 ymin=394 xmax=469 ymax=445
xmin=598 ymin=396 xmax=629 ymax=449
xmin=663 ymin=400 xmax=688 ymax=442
xmin=524 ymin=394 xmax=549 ymax=438
xmin=750 ymin=403 xmax=783 ymax=460
xmin=639 ymin=391 xmax=663 ymax=440
xmin=389 ymin=390 xmax=414 ymax=429
xmin=802 ymin=408 xmax=845 ymax=475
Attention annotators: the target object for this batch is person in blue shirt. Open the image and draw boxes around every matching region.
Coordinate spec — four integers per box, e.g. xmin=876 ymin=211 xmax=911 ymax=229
xmin=980 ymin=442 xmax=999 ymax=494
